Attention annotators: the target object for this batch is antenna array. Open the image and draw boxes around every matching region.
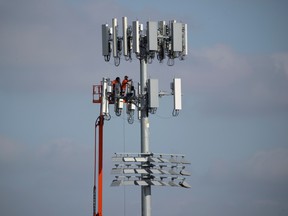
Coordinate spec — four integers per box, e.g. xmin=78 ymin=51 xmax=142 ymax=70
xmin=102 ymin=17 xmax=188 ymax=66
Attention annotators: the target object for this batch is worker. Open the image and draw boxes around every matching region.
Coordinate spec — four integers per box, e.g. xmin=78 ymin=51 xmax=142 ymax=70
xmin=112 ymin=77 xmax=121 ymax=100
xmin=112 ymin=77 xmax=121 ymax=86
xmin=121 ymin=75 xmax=132 ymax=96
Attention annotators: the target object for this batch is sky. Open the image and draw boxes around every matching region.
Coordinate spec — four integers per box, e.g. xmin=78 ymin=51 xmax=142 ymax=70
xmin=0 ymin=0 xmax=288 ymax=216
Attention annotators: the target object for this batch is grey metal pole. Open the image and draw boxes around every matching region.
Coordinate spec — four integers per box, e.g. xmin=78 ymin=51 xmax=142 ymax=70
xmin=140 ymin=59 xmax=149 ymax=153
xmin=140 ymin=58 xmax=151 ymax=216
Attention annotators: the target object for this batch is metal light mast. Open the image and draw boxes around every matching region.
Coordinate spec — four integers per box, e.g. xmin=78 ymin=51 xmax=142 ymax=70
xmin=93 ymin=17 xmax=190 ymax=216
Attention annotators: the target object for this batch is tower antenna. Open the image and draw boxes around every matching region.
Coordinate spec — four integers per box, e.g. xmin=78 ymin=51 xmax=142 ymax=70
xmin=94 ymin=17 xmax=191 ymax=216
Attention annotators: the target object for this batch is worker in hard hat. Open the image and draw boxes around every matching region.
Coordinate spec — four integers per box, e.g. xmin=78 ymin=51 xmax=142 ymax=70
xmin=112 ymin=77 xmax=121 ymax=100
xmin=112 ymin=77 xmax=121 ymax=86
xmin=121 ymin=75 xmax=132 ymax=96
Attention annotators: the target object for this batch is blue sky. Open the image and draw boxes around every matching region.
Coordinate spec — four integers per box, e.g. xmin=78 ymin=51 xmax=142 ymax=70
xmin=1 ymin=0 xmax=288 ymax=216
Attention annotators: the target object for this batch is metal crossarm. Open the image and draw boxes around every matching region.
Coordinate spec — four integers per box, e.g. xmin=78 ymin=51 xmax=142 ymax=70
xmin=111 ymin=152 xmax=191 ymax=188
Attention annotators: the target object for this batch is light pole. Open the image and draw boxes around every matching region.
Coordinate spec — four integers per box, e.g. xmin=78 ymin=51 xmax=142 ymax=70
xmin=140 ymin=58 xmax=151 ymax=216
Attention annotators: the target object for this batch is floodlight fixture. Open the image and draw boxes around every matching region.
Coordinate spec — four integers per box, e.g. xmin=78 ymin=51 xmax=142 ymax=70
xmin=110 ymin=152 xmax=191 ymax=188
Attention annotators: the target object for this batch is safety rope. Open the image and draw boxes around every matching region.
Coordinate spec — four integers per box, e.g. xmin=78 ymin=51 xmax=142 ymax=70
xmin=122 ymin=112 xmax=127 ymax=216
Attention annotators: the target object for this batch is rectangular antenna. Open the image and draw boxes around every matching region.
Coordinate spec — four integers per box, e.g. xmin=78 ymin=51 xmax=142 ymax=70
xmin=172 ymin=22 xmax=182 ymax=52
xmin=183 ymin=24 xmax=188 ymax=55
xmin=102 ymin=24 xmax=110 ymax=56
xmin=147 ymin=21 xmax=158 ymax=51
xmin=148 ymin=79 xmax=159 ymax=108
xmin=173 ymin=78 xmax=182 ymax=110
xmin=132 ymin=20 xmax=140 ymax=53
xmin=112 ymin=18 xmax=118 ymax=57
xmin=101 ymin=78 xmax=109 ymax=115
xmin=122 ymin=17 xmax=128 ymax=56
xmin=158 ymin=21 xmax=166 ymax=36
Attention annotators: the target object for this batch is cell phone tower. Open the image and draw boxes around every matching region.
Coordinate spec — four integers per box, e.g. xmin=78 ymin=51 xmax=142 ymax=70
xmin=92 ymin=17 xmax=191 ymax=216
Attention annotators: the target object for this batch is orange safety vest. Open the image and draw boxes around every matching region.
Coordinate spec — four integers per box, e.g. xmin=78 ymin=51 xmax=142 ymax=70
xmin=121 ymin=79 xmax=129 ymax=90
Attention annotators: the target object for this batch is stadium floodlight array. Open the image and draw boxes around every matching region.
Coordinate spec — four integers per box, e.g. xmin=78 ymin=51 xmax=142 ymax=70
xmin=111 ymin=153 xmax=191 ymax=188
xmin=102 ymin=17 xmax=188 ymax=66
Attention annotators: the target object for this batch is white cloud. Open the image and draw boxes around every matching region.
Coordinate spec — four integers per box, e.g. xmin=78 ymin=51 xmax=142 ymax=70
xmin=180 ymin=44 xmax=288 ymax=116
xmin=272 ymin=53 xmax=288 ymax=78
xmin=245 ymin=148 xmax=288 ymax=182
xmin=0 ymin=135 xmax=91 ymax=172
xmin=35 ymin=138 xmax=91 ymax=171
xmin=0 ymin=136 xmax=22 ymax=162
xmin=0 ymin=0 xmax=100 ymax=93
xmin=0 ymin=136 xmax=92 ymax=216
xmin=188 ymin=44 xmax=253 ymax=89
xmin=199 ymin=148 xmax=288 ymax=216
xmin=205 ymin=148 xmax=288 ymax=184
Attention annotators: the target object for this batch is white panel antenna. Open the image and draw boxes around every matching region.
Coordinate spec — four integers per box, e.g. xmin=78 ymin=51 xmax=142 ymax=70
xmin=169 ymin=20 xmax=176 ymax=36
xmin=147 ymin=79 xmax=159 ymax=109
xmin=112 ymin=18 xmax=118 ymax=58
xmin=101 ymin=78 xmax=109 ymax=116
xmin=158 ymin=21 xmax=166 ymax=36
xmin=183 ymin=23 xmax=188 ymax=56
xmin=132 ymin=20 xmax=140 ymax=53
xmin=101 ymin=24 xmax=110 ymax=58
xmin=172 ymin=22 xmax=183 ymax=52
xmin=147 ymin=21 xmax=158 ymax=51
xmin=122 ymin=17 xmax=128 ymax=56
xmin=172 ymin=78 xmax=182 ymax=112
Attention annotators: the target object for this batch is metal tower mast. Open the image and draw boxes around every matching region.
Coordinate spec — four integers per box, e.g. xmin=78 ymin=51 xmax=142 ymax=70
xmin=93 ymin=17 xmax=191 ymax=216
xmin=139 ymin=58 xmax=151 ymax=216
